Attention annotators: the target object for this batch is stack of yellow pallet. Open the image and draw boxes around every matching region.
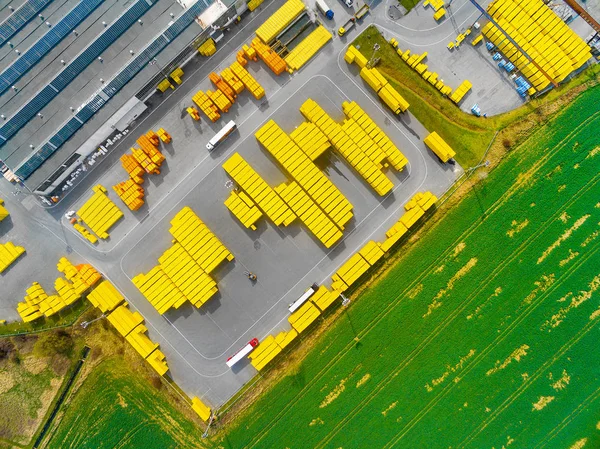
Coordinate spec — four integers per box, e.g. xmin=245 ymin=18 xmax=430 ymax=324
xmin=483 ymin=0 xmax=591 ymax=91
xmin=230 ymin=62 xmax=265 ymax=99
xmin=405 ymin=191 xmax=437 ymax=211
xmin=424 ymin=131 xmax=456 ymax=162
xmin=274 ymin=181 xmax=343 ymax=248
xmin=124 ymin=325 xmax=169 ymax=375
xmin=132 ymin=266 xmax=188 ymax=314
xmin=249 ymin=335 xmax=283 ymax=371
xmin=106 ymin=303 xmax=144 ymax=336
xmin=192 ymin=90 xmax=221 ymax=122
xmin=169 ymin=207 xmax=234 ymax=274
xmin=255 ymin=120 xmax=353 ymax=229
xmin=288 ymin=301 xmax=321 ymax=333
xmin=198 ymin=38 xmax=216 ymax=56
xmin=342 ymin=101 xmax=408 ymax=171
xmin=222 ymin=153 xmax=297 ymax=227
xmin=54 ymin=277 xmax=82 ymax=305
xmin=0 ymin=242 xmax=25 ymax=273
xmin=344 ymin=45 xmax=368 ymax=68
xmin=113 ymin=179 xmax=145 ymax=211
xmin=310 ymin=285 xmax=340 ymax=311
xmin=77 ymin=185 xmax=123 ymax=239
xmin=207 ymin=89 xmax=232 ymax=113
xmin=284 ymin=25 xmax=332 ymax=72
xmin=224 ymin=189 xmax=263 ymax=230
xmin=74 ymin=223 xmax=98 ymax=244
xmin=341 ymin=118 xmax=387 ymax=167
xmin=221 ymin=68 xmax=244 ymax=95
xmin=449 ymin=80 xmax=472 ymax=104
xmin=191 ymin=397 xmax=212 ymax=421
xmin=360 ymin=66 xmax=410 ymax=114
xmin=87 ymin=280 xmax=124 ymax=313
xmin=0 ymin=198 xmax=8 ymax=221
xmin=289 ymin=122 xmax=330 ymax=161
xmin=248 ymin=0 xmax=264 ymax=11
xmin=255 ymin=0 xmax=305 ymax=43
xmin=300 ymin=99 xmax=394 ymax=196
xmin=274 ymin=329 xmax=298 ymax=349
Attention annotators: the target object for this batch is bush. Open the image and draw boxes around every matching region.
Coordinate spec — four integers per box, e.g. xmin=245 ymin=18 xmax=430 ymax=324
xmin=0 ymin=339 xmax=15 ymax=360
xmin=33 ymin=330 xmax=74 ymax=358
xmin=502 ymin=138 xmax=512 ymax=149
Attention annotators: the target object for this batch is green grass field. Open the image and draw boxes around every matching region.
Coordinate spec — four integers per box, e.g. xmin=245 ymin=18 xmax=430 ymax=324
xmin=217 ymin=85 xmax=600 ymax=448
xmin=44 ymin=358 xmax=205 ymax=449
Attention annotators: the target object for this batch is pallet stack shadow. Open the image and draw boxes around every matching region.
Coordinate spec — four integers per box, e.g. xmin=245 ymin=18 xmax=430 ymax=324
xmin=132 ymin=207 xmax=234 ymax=314
xmin=191 ymin=0 xmax=333 ymax=122
xmin=250 ymin=190 xmax=438 ymax=371
xmin=115 ymin=128 xmax=172 ymax=211
xmin=0 ymin=198 xmax=26 ymax=273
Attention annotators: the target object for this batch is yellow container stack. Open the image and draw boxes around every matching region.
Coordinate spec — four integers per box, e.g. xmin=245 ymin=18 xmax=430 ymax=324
xmin=224 ymin=189 xmax=263 ymax=230
xmin=424 ymin=131 xmax=456 ymax=162
xmin=344 ymin=45 xmax=368 ymax=68
xmin=0 ymin=198 xmax=8 ymax=221
xmin=284 ymin=25 xmax=332 ymax=72
xmin=482 ymin=0 xmax=591 ymax=91
xmin=230 ymin=62 xmax=265 ymax=99
xmin=192 ymin=90 xmax=221 ymax=122
xmin=77 ymin=185 xmax=124 ymax=239
xmin=106 ymin=303 xmax=144 ymax=337
xmin=222 ymin=153 xmax=297 ymax=226
xmin=300 ymin=99 xmax=394 ymax=196
xmin=255 ymin=120 xmax=354 ymax=230
xmin=249 ymin=335 xmax=283 ymax=371
xmin=449 ymin=80 xmax=472 ymax=104
xmin=198 ymin=38 xmax=216 ymax=56
xmin=221 ymin=68 xmax=244 ymax=94
xmin=191 ymin=397 xmax=212 ymax=421
xmin=289 ymin=122 xmax=330 ymax=161
xmin=0 ymin=242 xmax=25 ymax=273
xmin=342 ymin=101 xmax=408 ymax=171
xmin=87 ymin=280 xmax=124 ymax=313
xmin=132 ymin=266 xmax=188 ymax=314
xmin=255 ymin=0 xmax=305 ymax=43
xmin=288 ymin=301 xmax=321 ymax=333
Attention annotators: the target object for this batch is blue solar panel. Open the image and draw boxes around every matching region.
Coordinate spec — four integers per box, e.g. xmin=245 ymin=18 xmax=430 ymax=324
xmin=0 ymin=0 xmax=55 ymax=46
xmin=14 ymin=0 xmax=214 ymax=180
xmin=0 ymin=0 xmax=104 ymax=95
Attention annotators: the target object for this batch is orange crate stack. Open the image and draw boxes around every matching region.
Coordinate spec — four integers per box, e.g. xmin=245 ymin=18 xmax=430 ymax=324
xmin=221 ymin=68 xmax=244 ymax=94
xmin=242 ymin=44 xmax=258 ymax=62
xmin=120 ymin=154 xmax=145 ymax=184
xmin=113 ymin=179 xmax=145 ymax=211
xmin=207 ymin=89 xmax=232 ymax=112
xmin=137 ymin=135 xmax=165 ymax=166
xmin=132 ymin=148 xmax=160 ymax=174
xmin=76 ymin=264 xmax=102 ymax=287
xmin=251 ymin=38 xmax=287 ymax=75
xmin=236 ymin=50 xmax=248 ymax=66
xmin=144 ymin=130 xmax=160 ymax=146
xmin=157 ymin=128 xmax=171 ymax=143
xmin=192 ymin=90 xmax=220 ymax=122
xmin=209 ymin=72 xmax=236 ymax=101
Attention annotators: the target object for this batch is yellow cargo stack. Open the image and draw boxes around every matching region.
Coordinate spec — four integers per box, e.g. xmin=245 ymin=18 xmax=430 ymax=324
xmin=405 ymin=191 xmax=437 ymax=211
xmin=191 ymin=397 xmax=212 ymax=421
xmin=342 ymin=101 xmax=408 ymax=171
xmin=255 ymin=0 xmax=305 ymax=43
xmin=146 ymin=349 xmax=169 ymax=376
xmin=230 ymin=62 xmax=265 ymax=99
xmin=132 ymin=266 xmax=188 ymax=314
xmin=221 ymin=68 xmax=244 ymax=94
xmin=254 ymin=120 xmax=353 ymax=229
xmin=192 ymin=90 xmax=220 ymax=122
xmin=74 ymin=222 xmax=98 ymax=244
xmin=77 ymin=185 xmax=123 ymax=239
xmin=0 ymin=242 xmax=25 ymax=272
xmin=249 ymin=335 xmax=283 ymax=370
xmin=169 ymin=207 xmax=234 ymax=274
xmin=424 ymin=131 xmax=456 ymax=162
xmin=310 ymin=285 xmax=340 ymax=311
xmin=284 ymin=25 xmax=332 ymax=72
xmin=358 ymin=240 xmax=385 ymax=266
xmin=222 ymin=153 xmax=297 ymax=226
xmin=107 ymin=303 xmax=144 ymax=337
xmin=247 ymin=0 xmax=264 ymax=11
xmin=274 ymin=181 xmax=343 ymax=248
xmin=126 ymin=325 xmax=159 ymax=358
xmin=0 ymin=198 xmax=8 ymax=221
xmin=289 ymin=122 xmax=329 ymax=161
xmin=378 ymin=83 xmax=410 ymax=114
xmin=87 ymin=280 xmax=125 ymax=313
xmin=224 ymin=189 xmax=263 ymax=230
xmin=288 ymin=301 xmax=321 ymax=333
xmin=198 ymin=38 xmax=216 ymax=56
xmin=333 ymin=252 xmax=371 ymax=288
xmin=207 ymin=89 xmax=232 ymax=113
xmin=344 ymin=45 xmax=369 ymax=68
xmin=274 ymin=329 xmax=298 ymax=349
xmin=449 ymin=80 xmax=472 ymax=104
xmin=341 ymin=118 xmax=387 ymax=167
xmin=300 ymin=99 xmax=394 ymax=196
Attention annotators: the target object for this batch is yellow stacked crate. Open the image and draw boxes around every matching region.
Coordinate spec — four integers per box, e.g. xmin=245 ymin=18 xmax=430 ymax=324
xmin=247 ymin=0 xmax=264 ymax=11
xmin=191 ymin=397 xmax=212 ymax=421
xmin=0 ymin=242 xmax=25 ymax=272
xmin=424 ymin=131 xmax=456 ymax=162
xmin=230 ymin=62 xmax=265 ymax=99
xmin=249 ymin=335 xmax=283 ymax=371
xmin=310 ymin=285 xmax=340 ymax=311
xmin=146 ymin=349 xmax=169 ymax=376
xmin=198 ymin=38 xmax=216 ymax=56
xmin=87 ymin=280 xmax=125 ymax=313
xmin=341 ymin=118 xmax=387 ymax=167
xmin=274 ymin=181 xmax=343 ymax=248
xmin=73 ymin=223 xmax=98 ymax=244
xmin=222 ymin=153 xmax=297 ymax=226
xmin=77 ymin=185 xmax=124 ymax=239
xmin=126 ymin=324 xmax=159 ymax=358
xmin=449 ymin=80 xmax=472 ymax=104
xmin=344 ymin=45 xmax=368 ymax=69
xmin=399 ymin=204 xmax=425 ymax=228
xmin=207 ymin=89 xmax=232 ymax=112
xmin=54 ymin=277 xmax=81 ymax=306
xmin=132 ymin=266 xmax=188 ymax=314
xmin=255 ymin=0 xmax=305 ymax=43
xmin=405 ymin=191 xmax=437 ymax=211
xmin=342 ymin=101 xmax=408 ymax=171
xmin=221 ymin=68 xmax=244 ymax=94
xmin=288 ymin=301 xmax=321 ymax=333
xmin=169 ymin=207 xmax=234 ymax=274
xmin=284 ymin=25 xmax=332 ymax=72
xmin=107 ymin=303 xmax=144 ymax=337
xmin=0 ymin=198 xmax=9 ymax=221
xmin=333 ymin=252 xmax=371 ymax=288
xmin=359 ymin=240 xmax=385 ymax=266
xmin=300 ymin=99 xmax=394 ymax=196
xmin=289 ymin=122 xmax=330 ymax=161
xmin=192 ymin=90 xmax=221 ymax=122
xmin=274 ymin=329 xmax=298 ymax=349
xmin=255 ymin=120 xmax=353 ymax=229
xmin=224 ymin=189 xmax=263 ymax=230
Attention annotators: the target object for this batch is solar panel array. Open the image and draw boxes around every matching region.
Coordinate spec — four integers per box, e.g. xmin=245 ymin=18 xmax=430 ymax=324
xmin=0 ymin=0 xmax=55 ymax=46
xmin=0 ymin=0 xmax=105 ymax=95
xmin=14 ymin=0 xmax=212 ymax=180
xmin=0 ymin=0 xmax=158 ymax=146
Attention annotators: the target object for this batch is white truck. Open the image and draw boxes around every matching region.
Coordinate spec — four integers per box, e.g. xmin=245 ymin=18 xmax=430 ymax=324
xmin=206 ymin=120 xmax=237 ymax=151
xmin=316 ymin=0 xmax=334 ymax=19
